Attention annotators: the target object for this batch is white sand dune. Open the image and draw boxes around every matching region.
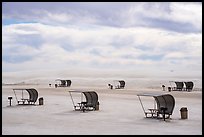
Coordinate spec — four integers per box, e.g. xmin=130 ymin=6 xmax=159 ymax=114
xmin=2 ymin=81 xmax=202 ymax=135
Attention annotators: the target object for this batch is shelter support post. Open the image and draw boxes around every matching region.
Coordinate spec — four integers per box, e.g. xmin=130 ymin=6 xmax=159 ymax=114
xmin=160 ymin=107 xmax=167 ymax=121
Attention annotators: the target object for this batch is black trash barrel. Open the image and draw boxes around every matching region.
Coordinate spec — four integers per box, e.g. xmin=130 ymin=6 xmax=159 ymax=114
xmin=95 ymin=101 xmax=100 ymax=110
xmin=39 ymin=97 xmax=44 ymax=105
xmin=168 ymin=87 xmax=171 ymax=92
xmin=180 ymin=107 xmax=188 ymax=119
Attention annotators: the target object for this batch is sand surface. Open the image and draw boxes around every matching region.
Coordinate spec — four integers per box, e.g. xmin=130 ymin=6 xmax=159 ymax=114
xmin=2 ymin=83 xmax=202 ymax=135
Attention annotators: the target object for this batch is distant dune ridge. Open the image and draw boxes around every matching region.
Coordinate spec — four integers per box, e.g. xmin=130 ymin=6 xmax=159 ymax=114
xmin=2 ymin=68 xmax=202 ymax=90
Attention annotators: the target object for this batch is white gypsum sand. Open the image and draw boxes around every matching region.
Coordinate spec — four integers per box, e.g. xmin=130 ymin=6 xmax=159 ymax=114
xmin=2 ymin=78 xmax=202 ymax=135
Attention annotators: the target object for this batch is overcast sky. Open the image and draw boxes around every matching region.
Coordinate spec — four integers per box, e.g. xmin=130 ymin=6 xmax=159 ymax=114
xmin=2 ymin=2 xmax=202 ymax=78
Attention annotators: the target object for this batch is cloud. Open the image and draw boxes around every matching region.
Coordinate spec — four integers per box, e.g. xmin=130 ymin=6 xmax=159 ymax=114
xmin=169 ymin=2 xmax=202 ymax=31
xmin=2 ymin=23 xmax=202 ymax=71
xmin=2 ymin=2 xmax=202 ymax=78
xmin=2 ymin=2 xmax=202 ymax=33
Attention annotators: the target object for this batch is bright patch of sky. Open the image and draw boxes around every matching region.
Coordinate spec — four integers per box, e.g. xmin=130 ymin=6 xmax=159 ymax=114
xmin=2 ymin=2 xmax=202 ymax=78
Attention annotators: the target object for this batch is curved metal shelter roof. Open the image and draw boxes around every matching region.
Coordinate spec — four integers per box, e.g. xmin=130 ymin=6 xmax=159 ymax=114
xmin=82 ymin=91 xmax=98 ymax=109
xmin=184 ymin=81 xmax=194 ymax=91
xmin=137 ymin=93 xmax=175 ymax=120
xmin=113 ymin=80 xmax=125 ymax=89
xmin=169 ymin=81 xmax=194 ymax=91
xmin=153 ymin=94 xmax=175 ymax=115
xmin=69 ymin=90 xmax=99 ymax=111
xmin=13 ymin=88 xmax=38 ymax=105
xmin=175 ymin=82 xmax=184 ymax=90
xmin=55 ymin=79 xmax=72 ymax=87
